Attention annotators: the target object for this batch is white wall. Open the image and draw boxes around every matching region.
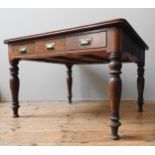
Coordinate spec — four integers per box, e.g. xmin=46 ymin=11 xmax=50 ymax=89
xmin=0 ymin=8 xmax=154 ymax=101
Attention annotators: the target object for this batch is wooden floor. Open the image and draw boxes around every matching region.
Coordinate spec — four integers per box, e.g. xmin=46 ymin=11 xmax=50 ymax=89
xmin=0 ymin=101 xmax=155 ymax=146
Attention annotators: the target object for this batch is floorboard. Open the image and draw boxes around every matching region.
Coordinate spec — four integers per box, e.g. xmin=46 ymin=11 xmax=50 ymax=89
xmin=0 ymin=101 xmax=155 ymax=146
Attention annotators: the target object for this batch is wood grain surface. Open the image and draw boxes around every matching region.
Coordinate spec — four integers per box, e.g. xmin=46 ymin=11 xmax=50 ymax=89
xmin=0 ymin=101 xmax=154 ymax=146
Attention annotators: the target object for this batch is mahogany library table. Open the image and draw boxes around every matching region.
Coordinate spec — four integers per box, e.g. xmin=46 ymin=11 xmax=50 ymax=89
xmin=4 ymin=18 xmax=148 ymax=140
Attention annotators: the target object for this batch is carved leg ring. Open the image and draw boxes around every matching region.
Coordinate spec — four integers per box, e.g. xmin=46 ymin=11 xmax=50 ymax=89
xmin=10 ymin=60 xmax=20 ymax=118
xmin=66 ymin=64 xmax=73 ymax=103
xmin=108 ymin=54 xmax=122 ymax=140
xmin=137 ymin=61 xmax=145 ymax=112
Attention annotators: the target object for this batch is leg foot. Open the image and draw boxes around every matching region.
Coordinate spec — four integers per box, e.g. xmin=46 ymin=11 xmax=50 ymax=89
xmin=10 ymin=60 xmax=20 ymax=117
xmin=12 ymin=102 xmax=19 ymax=118
xmin=108 ymin=54 xmax=122 ymax=140
xmin=137 ymin=61 xmax=145 ymax=112
xmin=66 ymin=64 xmax=73 ymax=103
xmin=109 ymin=116 xmax=121 ymax=140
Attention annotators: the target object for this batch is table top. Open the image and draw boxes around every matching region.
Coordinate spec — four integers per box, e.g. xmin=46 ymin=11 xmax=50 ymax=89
xmin=4 ymin=18 xmax=148 ymax=50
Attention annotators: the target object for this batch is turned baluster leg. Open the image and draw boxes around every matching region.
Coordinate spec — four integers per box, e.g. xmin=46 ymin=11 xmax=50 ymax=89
xmin=10 ymin=60 xmax=20 ymax=117
xmin=108 ymin=54 xmax=122 ymax=140
xmin=137 ymin=61 xmax=145 ymax=112
xmin=66 ymin=64 xmax=73 ymax=103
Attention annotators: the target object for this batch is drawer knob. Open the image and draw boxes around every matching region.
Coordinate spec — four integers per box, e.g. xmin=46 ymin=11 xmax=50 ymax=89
xmin=19 ymin=47 xmax=27 ymax=54
xmin=80 ymin=38 xmax=92 ymax=45
xmin=46 ymin=43 xmax=55 ymax=50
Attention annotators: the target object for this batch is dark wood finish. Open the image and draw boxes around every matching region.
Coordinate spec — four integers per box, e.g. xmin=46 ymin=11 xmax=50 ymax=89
xmin=137 ymin=61 xmax=145 ymax=112
xmin=35 ymin=38 xmax=65 ymax=54
xmin=81 ymin=54 xmax=108 ymax=62
xmin=66 ymin=64 xmax=73 ymax=103
xmin=108 ymin=53 xmax=122 ymax=140
xmin=4 ymin=18 xmax=148 ymax=50
xmin=108 ymin=28 xmax=122 ymax=140
xmin=65 ymin=31 xmax=106 ymax=51
xmin=4 ymin=18 xmax=148 ymax=140
xmin=12 ymin=43 xmax=35 ymax=57
xmin=56 ymin=56 xmax=92 ymax=64
xmin=9 ymin=60 xmax=20 ymax=117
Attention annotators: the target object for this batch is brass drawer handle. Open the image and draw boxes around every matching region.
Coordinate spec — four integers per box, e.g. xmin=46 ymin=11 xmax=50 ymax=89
xmin=45 ymin=43 xmax=55 ymax=49
xmin=80 ymin=38 xmax=92 ymax=45
xmin=19 ymin=47 xmax=27 ymax=54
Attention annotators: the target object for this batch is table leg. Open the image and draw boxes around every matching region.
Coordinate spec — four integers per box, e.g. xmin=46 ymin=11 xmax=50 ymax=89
xmin=9 ymin=60 xmax=20 ymax=118
xmin=108 ymin=54 xmax=122 ymax=140
xmin=66 ymin=64 xmax=73 ymax=103
xmin=137 ymin=61 xmax=145 ymax=112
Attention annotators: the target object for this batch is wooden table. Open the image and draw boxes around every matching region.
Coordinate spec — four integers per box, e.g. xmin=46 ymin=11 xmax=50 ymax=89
xmin=4 ymin=18 xmax=148 ymax=140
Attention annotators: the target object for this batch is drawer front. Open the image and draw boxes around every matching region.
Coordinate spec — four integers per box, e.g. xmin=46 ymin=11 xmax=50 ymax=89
xmin=12 ymin=43 xmax=35 ymax=57
xmin=35 ymin=38 xmax=65 ymax=54
xmin=66 ymin=31 xmax=106 ymax=51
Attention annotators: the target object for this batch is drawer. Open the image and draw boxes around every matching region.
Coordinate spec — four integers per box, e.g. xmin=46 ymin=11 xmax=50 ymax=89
xmin=35 ymin=38 xmax=65 ymax=54
xmin=65 ymin=31 xmax=106 ymax=51
xmin=12 ymin=43 xmax=35 ymax=57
